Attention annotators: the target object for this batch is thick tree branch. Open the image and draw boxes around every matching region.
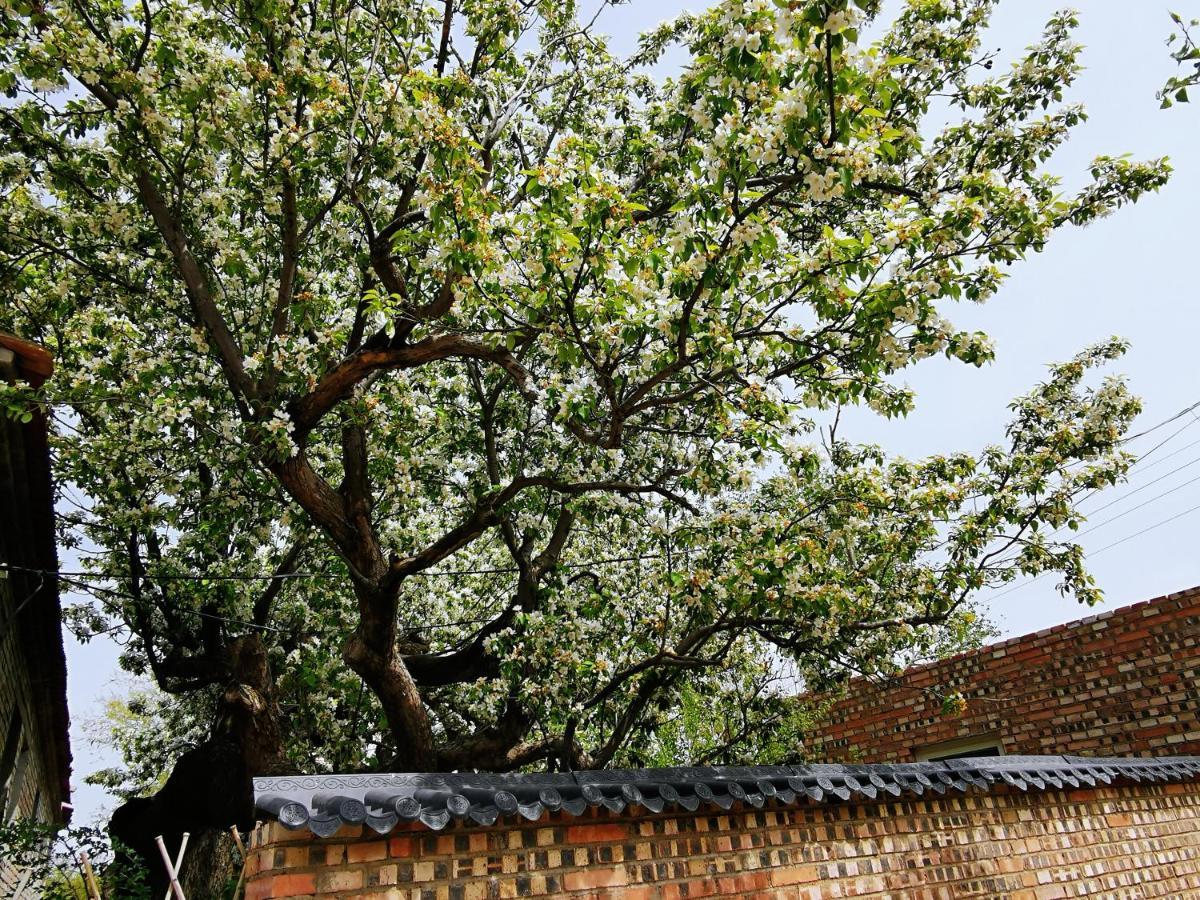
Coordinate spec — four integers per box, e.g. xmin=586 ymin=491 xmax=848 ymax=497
xmin=290 ymin=334 xmax=535 ymax=434
xmin=340 ymin=418 xmax=374 ymax=544
xmin=252 ymin=540 xmax=307 ymax=627
xmin=405 ymin=507 xmax=575 ymax=686
xmin=132 ymin=166 xmax=258 ymax=404
xmin=260 ymin=173 xmax=300 ymax=397
xmin=270 ymin=452 xmax=377 ymax=580
xmin=434 ymin=701 xmax=539 ymax=771
xmin=435 ymin=1 xmax=454 ymax=77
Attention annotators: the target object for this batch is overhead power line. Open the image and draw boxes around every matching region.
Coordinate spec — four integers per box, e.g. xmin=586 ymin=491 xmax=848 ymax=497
xmin=1073 ymin=454 xmax=1200 ymax=521
xmin=7 ymin=396 xmax=1198 ymax=636
xmin=990 ymin=498 xmax=1200 ymax=601
xmin=1120 ymin=435 xmax=1200 ymax=476
xmin=1053 ymin=408 xmax=1199 ymax=512
xmin=1070 ymin=471 xmax=1200 ymax=539
xmin=1120 ymin=399 xmax=1200 ymax=445
xmin=1088 ymin=499 xmax=1200 ymax=555
xmin=0 ymin=545 xmax=704 ymax=588
xmin=1120 ymin=408 xmax=1200 ymax=467
xmin=6 ymin=567 xmax=541 ymax=638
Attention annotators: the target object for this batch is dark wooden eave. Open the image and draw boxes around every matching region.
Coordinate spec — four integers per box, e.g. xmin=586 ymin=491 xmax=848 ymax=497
xmin=0 ymin=332 xmax=54 ymax=388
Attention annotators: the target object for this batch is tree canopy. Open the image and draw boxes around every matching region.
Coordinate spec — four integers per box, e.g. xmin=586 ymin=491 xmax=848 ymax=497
xmin=0 ymin=0 xmax=1169 ymax=791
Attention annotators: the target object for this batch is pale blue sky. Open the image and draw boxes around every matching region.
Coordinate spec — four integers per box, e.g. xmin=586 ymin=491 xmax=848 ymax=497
xmin=600 ymin=0 xmax=1200 ymax=632
xmin=64 ymin=1 xmax=1200 ymax=825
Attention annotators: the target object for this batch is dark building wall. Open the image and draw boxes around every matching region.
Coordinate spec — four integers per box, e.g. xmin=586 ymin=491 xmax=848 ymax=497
xmin=0 ymin=336 xmax=72 ymax=895
xmin=804 ymin=586 xmax=1200 ymax=763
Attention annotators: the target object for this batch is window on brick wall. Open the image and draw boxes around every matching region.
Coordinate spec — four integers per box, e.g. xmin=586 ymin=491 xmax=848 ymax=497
xmin=915 ymin=733 xmax=1003 ymax=762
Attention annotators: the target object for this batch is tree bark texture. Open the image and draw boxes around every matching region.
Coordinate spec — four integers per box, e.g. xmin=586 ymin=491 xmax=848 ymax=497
xmin=108 ymin=635 xmax=286 ymax=896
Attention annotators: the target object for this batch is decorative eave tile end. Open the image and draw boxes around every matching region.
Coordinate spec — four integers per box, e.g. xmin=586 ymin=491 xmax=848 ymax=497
xmin=252 ymin=754 xmax=1200 ymax=836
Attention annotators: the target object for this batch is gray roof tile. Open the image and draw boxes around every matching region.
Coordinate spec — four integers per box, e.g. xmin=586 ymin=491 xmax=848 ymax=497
xmin=252 ymin=754 xmax=1200 ymax=835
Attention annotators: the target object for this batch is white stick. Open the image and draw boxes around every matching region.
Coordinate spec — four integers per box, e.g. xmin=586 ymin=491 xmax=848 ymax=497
xmin=154 ymin=835 xmax=187 ymax=900
xmin=161 ymin=832 xmax=190 ymax=900
xmin=230 ymin=827 xmax=249 ymax=900
xmin=229 ymin=825 xmax=247 ymax=859
xmin=12 ymin=869 xmax=32 ymax=897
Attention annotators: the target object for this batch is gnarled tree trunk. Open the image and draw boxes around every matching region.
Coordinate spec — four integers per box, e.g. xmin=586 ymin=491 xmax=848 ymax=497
xmin=108 ymin=635 xmax=286 ymax=896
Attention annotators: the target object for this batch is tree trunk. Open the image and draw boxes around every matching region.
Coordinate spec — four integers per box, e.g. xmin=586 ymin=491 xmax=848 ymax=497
xmin=341 ymin=578 xmax=438 ymax=771
xmin=108 ymin=635 xmax=286 ymax=896
xmin=344 ymin=625 xmax=436 ymax=771
xmin=177 ymin=829 xmax=240 ymax=899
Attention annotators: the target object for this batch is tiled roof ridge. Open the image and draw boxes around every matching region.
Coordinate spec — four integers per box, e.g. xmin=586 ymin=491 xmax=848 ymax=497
xmin=252 ymin=754 xmax=1200 ymax=835
xmin=852 ymin=583 xmax=1200 ymax=687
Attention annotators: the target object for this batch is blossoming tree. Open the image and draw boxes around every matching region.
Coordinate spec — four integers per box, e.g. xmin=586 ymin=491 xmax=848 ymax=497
xmin=0 ymin=0 xmax=1170 ymax=877
xmin=1161 ymin=11 xmax=1199 ymax=106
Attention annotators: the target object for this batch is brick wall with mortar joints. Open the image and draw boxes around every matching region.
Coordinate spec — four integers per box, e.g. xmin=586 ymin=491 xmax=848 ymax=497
xmin=244 ymin=781 xmax=1200 ymax=898
xmin=804 ymin=585 xmax=1200 ymax=762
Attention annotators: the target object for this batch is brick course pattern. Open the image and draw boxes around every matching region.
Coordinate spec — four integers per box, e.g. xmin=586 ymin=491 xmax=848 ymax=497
xmin=244 ymin=781 xmax=1200 ymax=898
xmin=805 ymin=586 xmax=1200 ymax=762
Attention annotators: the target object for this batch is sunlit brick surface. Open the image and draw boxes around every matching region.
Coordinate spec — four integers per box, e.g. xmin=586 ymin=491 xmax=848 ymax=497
xmin=806 ymin=586 xmax=1200 ymax=762
xmin=245 ymin=781 xmax=1200 ymax=898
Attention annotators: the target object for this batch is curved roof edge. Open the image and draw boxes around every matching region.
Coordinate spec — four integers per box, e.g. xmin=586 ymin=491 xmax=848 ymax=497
xmin=253 ymin=754 xmax=1200 ymax=836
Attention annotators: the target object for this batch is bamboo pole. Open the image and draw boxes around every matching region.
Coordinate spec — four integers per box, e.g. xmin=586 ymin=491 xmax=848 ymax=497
xmin=229 ymin=826 xmax=249 ymax=900
xmin=229 ymin=825 xmax=247 ymax=858
xmin=12 ymin=868 xmax=32 ymax=898
xmin=153 ymin=835 xmax=186 ymax=900
xmin=161 ymin=833 xmax=190 ymax=900
xmin=79 ymin=851 xmax=102 ymax=900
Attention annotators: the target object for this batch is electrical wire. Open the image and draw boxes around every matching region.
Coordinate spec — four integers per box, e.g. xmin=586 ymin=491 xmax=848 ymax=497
xmin=1089 ymin=499 xmax=1200 ymax=555
xmin=1119 ymin=399 xmax=1200 ymax=445
xmin=1069 ymin=471 xmax=1200 ymax=539
xmin=1019 ymin=406 xmax=1200 ymax=524
xmin=0 ymin=571 xmax=48 ymax=643
xmin=41 ymin=570 xmax=499 ymax=637
xmin=1064 ymin=454 xmax=1200 ymax=528
xmin=8 ymin=398 xmax=1198 ymax=636
xmin=0 ymin=544 xmax=711 ymax=638
xmin=1116 ymin=435 xmax=1200 ymax=476
xmin=0 ymin=546 xmax=705 ymax=586
xmin=1119 ymin=409 xmax=1200 ymax=467
xmin=990 ymin=498 xmax=1200 ymax=601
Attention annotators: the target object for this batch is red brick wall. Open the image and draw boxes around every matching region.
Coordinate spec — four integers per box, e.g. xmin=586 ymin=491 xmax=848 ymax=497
xmin=805 ymin=585 xmax=1200 ymax=762
xmin=245 ymin=780 xmax=1200 ymax=898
